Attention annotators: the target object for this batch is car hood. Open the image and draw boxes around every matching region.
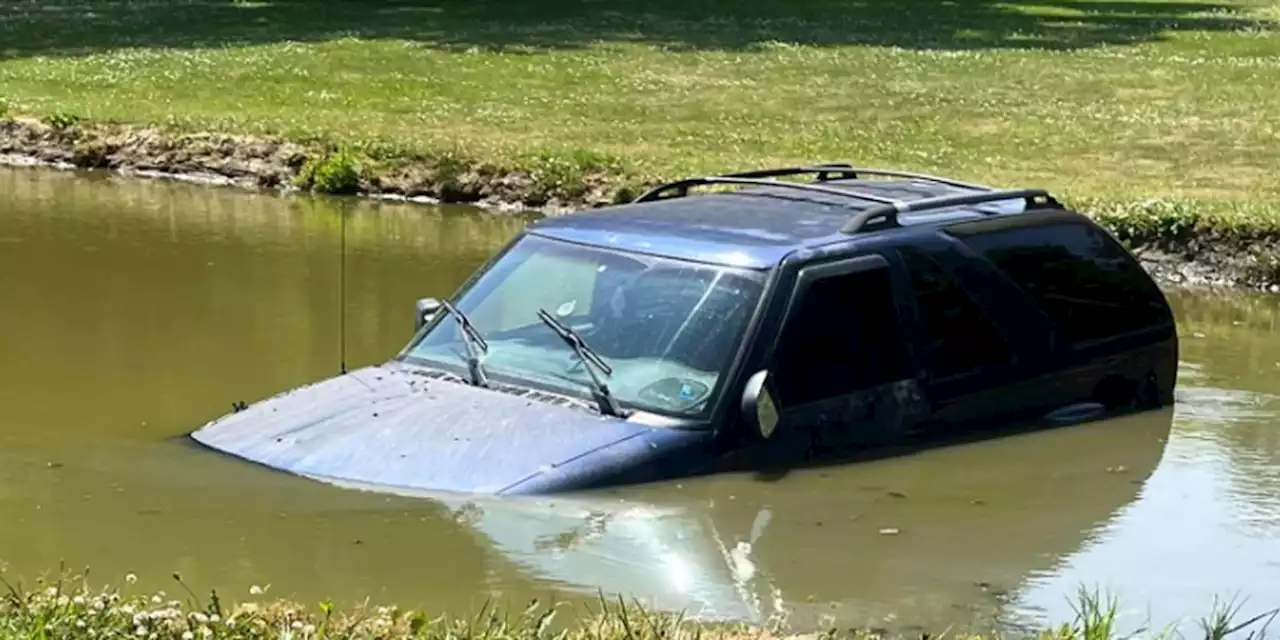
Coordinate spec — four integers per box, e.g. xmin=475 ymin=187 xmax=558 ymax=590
xmin=189 ymin=363 xmax=650 ymax=495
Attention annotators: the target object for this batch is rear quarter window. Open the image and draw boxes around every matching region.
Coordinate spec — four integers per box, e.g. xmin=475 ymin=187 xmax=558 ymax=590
xmin=947 ymin=220 xmax=1171 ymax=346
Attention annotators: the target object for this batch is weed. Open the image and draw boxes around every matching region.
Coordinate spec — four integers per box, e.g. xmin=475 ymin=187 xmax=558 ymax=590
xmin=297 ymin=146 xmax=364 ymax=195
xmin=42 ymin=111 xmax=81 ymax=131
xmin=3 ymin=567 xmax=1279 ymax=640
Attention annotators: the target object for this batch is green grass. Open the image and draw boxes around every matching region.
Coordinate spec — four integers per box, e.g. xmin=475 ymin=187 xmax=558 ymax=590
xmin=2 ymin=569 xmax=1278 ymax=640
xmin=1 ymin=0 xmax=1278 ymax=215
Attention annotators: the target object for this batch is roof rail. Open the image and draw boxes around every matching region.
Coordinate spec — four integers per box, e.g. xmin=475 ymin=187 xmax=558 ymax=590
xmin=631 ymin=176 xmax=901 ymax=206
xmin=632 ymin=163 xmax=996 ymax=207
xmin=840 ymin=189 xmax=1063 ymax=234
xmin=722 ymin=163 xmax=994 ymax=191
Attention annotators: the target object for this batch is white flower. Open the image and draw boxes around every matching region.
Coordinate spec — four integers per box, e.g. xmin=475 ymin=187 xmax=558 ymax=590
xmin=199 ymin=627 xmax=213 ymax=638
xmin=292 ymin=621 xmax=304 ymax=629
xmin=248 ymin=585 xmax=263 ymax=596
xmin=46 ymin=587 xmax=59 ymax=597
xmin=209 ymin=614 xmax=220 ymax=623
xmin=57 ymin=595 xmax=70 ymax=606
xmin=76 ymin=619 xmax=87 ymax=629
xmin=125 ymin=574 xmax=138 ymax=584
xmin=303 ymin=624 xmax=316 ymax=634
xmin=193 ymin=612 xmax=209 ymax=624
xmin=73 ymin=596 xmax=86 ymax=606
xmin=182 ymin=632 xmax=194 ymax=640
xmin=135 ymin=625 xmax=147 ymax=636
xmin=151 ymin=595 xmax=163 ymax=604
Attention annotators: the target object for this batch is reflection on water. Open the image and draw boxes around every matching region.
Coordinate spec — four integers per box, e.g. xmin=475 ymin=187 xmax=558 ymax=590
xmin=1 ymin=168 xmax=1279 ymax=635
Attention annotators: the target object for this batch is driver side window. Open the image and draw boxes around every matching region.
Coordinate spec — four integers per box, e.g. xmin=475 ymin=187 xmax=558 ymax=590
xmin=770 ymin=261 xmax=911 ymax=407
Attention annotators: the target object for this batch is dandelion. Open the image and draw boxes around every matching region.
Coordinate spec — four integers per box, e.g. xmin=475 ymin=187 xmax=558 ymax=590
xmin=126 ymin=574 xmax=138 ymax=585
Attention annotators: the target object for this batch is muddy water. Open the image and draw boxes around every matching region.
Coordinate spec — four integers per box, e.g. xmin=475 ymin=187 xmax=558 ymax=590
xmin=2 ymin=168 xmax=1279 ymax=635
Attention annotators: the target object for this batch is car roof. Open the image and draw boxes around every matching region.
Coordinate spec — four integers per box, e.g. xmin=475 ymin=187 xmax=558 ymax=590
xmin=526 ymin=176 xmax=1056 ymax=269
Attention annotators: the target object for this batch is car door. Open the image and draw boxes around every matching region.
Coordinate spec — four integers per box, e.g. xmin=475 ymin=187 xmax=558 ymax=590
xmin=756 ymin=251 xmax=930 ymax=462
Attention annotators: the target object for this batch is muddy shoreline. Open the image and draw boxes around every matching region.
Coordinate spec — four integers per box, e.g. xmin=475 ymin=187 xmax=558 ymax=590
xmin=3 ymin=116 xmax=1277 ymax=293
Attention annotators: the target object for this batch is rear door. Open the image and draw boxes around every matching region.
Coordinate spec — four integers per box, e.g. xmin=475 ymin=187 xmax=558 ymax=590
xmin=892 ymin=239 xmax=1059 ymax=432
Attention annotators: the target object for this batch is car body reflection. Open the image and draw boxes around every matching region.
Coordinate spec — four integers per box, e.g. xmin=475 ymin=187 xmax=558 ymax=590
xmin=318 ymin=408 xmax=1174 ymax=629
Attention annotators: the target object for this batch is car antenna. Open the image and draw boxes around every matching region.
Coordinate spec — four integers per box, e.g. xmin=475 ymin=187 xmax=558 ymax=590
xmin=339 ymin=205 xmax=347 ymax=375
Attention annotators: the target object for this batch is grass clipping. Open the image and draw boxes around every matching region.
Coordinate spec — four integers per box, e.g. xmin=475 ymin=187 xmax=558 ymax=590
xmin=2 ymin=569 xmax=1279 ymax=640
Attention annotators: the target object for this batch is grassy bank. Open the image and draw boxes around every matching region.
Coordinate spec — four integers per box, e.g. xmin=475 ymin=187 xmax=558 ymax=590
xmin=1 ymin=570 xmax=1276 ymax=640
xmin=1 ymin=0 xmax=1279 ymax=285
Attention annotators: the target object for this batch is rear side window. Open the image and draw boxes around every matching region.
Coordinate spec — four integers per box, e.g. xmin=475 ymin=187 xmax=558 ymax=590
xmin=899 ymin=247 xmax=1015 ymax=380
xmin=952 ymin=222 xmax=1169 ymax=345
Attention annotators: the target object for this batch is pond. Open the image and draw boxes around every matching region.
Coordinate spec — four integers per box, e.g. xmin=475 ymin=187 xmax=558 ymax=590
xmin=1 ymin=167 xmax=1278 ymax=636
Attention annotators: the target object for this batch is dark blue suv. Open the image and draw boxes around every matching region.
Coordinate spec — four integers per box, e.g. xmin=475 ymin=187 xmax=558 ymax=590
xmin=192 ymin=164 xmax=1179 ymax=496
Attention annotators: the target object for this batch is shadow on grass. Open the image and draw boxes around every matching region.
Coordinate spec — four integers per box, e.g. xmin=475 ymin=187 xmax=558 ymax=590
xmin=0 ymin=0 xmax=1273 ymax=59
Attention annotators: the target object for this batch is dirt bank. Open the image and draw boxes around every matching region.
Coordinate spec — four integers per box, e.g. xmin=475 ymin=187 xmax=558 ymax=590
xmin=3 ymin=116 xmax=1277 ymax=293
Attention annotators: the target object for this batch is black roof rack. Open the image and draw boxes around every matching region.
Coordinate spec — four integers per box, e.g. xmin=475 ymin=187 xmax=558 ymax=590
xmin=631 ymin=175 xmax=902 ymax=206
xmin=632 ymin=163 xmax=995 ymax=205
xmin=839 ymin=188 xmax=1063 ymax=234
xmin=721 ymin=163 xmax=995 ymax=191
xmin=629 ymin=162 xmax=1060 ymax=236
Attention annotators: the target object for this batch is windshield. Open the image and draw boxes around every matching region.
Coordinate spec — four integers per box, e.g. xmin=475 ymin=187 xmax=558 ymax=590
xmin=399 ymin=234 xmax=767 ymax=418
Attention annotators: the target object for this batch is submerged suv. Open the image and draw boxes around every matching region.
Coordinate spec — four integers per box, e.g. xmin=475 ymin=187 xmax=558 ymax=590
xmin=192 ymin=163 xmax=1179 ymax=496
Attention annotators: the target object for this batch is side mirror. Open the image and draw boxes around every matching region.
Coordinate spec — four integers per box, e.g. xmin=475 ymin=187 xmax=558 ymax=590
xmin=740 ymin=370 xmax=780 ymax=439
xmin=415 ymin=297 xmax=442 ymax=332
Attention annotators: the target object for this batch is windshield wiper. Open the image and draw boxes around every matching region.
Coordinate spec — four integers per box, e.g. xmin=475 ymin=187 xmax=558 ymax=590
xmin=439 ymin=300 xmax=489 ymax=387
xmin=536 ymin=309 xmax=628 ymax=418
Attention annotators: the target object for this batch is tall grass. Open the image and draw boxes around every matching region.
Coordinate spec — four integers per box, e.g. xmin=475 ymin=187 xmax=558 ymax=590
xmin=1 ymin=568 xmax=1277 ymax=640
